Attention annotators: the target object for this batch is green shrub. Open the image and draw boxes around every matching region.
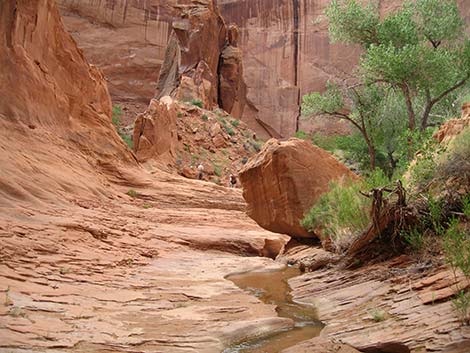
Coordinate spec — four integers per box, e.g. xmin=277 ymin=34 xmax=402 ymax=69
xmin=112 ymin=105 xmax=122 ymax=126
xmin=126 ymin=189 xmax=139 ymax=198
xmin=444 ymin=218 xmax=470 ymax=278
xmin=462 ymin=194 xmax=470 ymax=218
xmin=294 ymin=130 xmax=309 ymax=140
xmin=301 ymin=179 xmax=370 ymax=244
xmin=226 ymin=127 xmax=235 ymax=136
xmin=213 ymin=164 xmax=222 ymax=177
xmin=218 ymin=116 xmax=228 ymax=126
xmin=407 ymin=131 xmax=441 ymax=189
xmin=311 ymin=133 xmax=340 ymax=152
xmin=250 ymin=139 xmax=262 ymax=152
xmin=428 ymin=194 xmax=444 ymax=235
xmin=230 ymin=119 xmax=240 ymax=127
xmin=369 ymin=308 xmax=386 ymax=322
xmin=191 ymin=99 xmax=203 ymax=108
xmin=452 ymin=290 xmax=470 ymax=325
xmin=201 ymin=114 xmax=208 ymax=121
xmin=364 ymin=168 xmax=391 ymax=189
xmin=437 ymin=127 xmax=470 ymax=185
xmin=119 ymin=133 xmax=133 ymax=149
xmin=177 ymin=111 xmax=183 ymax=118
xmin=301 ymin=170 xmax=391 ymax=247
xmin=400 ymin=227 xmax=424 ymax=252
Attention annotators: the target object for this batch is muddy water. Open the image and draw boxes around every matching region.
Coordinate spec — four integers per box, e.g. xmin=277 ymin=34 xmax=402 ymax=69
xmin=224 ymin=266 xmax=323 ymax=353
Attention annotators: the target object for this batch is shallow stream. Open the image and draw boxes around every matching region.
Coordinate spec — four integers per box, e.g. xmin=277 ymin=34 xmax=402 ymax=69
xmin=223 ymin=266 xmax=323 ymax=353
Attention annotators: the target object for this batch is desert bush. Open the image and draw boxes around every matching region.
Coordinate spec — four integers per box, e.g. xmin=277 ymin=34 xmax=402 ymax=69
xmin=191 ymin=99 xmax=203 ymax=108
xmin=294 ymin=130 xmax=309 ymax=140
xmin=436 ymin=127 xmax=470 ymax=186
xmin=444 ymin=218 xmax=470 ymax=278
xmin=452 ymin=290 xmax=470 ymax=325
xmin=112 ymin=105 xmax=122 ymax=126
xmin=400 ymin=227 xmax=424 ymax=252
xmin=213 ymin=164 xmax=222 ymax=177
xmin=301 ymin=179 xmax=370 ymax=244
xmin=302 ymin=169 xmax=390 ymax=249
xmin=111 ymin=105 xmax=133 ymax=149
xmin=126 ymin=189 xmax=139 ymax=198
xmin=230 ymin=119 xmax=240 ymax=127
xmin=463 ymin=194 xmax=470 ymax=218
xmin=444 ymin=217 xmax=470 ymax=324
xmin=201 ymin=114 xmax=208 ymax=121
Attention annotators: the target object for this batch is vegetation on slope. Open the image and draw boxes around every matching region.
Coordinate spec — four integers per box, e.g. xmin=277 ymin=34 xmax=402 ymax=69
xmin=300 ymin=0 xmax=470 ymax=325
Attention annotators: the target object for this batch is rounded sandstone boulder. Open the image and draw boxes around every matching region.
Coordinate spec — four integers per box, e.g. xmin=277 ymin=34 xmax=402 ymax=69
xmin=239 ymin=138 xmax=358 ymax=238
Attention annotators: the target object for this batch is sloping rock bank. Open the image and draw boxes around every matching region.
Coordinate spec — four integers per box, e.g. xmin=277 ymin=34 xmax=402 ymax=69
xmin=282 ymin=245 xmax=470 ymax=353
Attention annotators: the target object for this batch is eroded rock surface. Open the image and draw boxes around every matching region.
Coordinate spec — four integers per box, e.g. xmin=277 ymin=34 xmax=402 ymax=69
xmin=0 ymin=2 xmax=292 ymax=352
xmin=56 ymin=0 xmax=175 ymax=104
xmin=285 ymin=248 xmax=470 ymax=353
xmin=153 ymin=0 xmax=248 ymax=121
xmin=133 ymin=97 xmax=178 ymax=168
xmin=57 ymin=0 xmax=470 ymax=139
xmin=239 ymin=138 xmax=358 ymax=238
xmin=433 ymin=103 xmax=470 ymax=144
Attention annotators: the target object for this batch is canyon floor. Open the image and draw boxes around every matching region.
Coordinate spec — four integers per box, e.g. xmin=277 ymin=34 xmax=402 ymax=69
xmin=0 ymin=171 xmax=295 ymax=352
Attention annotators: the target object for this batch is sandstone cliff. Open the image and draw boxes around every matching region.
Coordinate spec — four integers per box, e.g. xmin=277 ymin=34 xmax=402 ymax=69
xmin=220 ymin=0 xmax=470 ymax=138
xmin=0 ymin=0 xmax=136 ymax=206
xmin=56 ymin=0 xmax=470 ymax=140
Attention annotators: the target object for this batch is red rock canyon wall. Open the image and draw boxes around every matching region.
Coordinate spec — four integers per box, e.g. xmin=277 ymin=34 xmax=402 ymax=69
xmin=56 ymin=0 xmax=470 ymax=139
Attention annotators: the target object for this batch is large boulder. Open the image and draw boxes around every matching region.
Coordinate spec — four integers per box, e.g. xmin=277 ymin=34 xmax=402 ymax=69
xmin=133 ymin=97 xmax=178 ymax=167
xmin=239 ymin=138 xmax=358 ymax=238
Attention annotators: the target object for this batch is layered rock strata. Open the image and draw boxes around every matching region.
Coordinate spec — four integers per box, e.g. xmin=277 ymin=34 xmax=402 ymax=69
xmin=57 ymin=0 xmax=470 ymax=139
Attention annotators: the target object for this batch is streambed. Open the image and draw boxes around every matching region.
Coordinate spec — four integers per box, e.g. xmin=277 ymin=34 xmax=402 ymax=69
xmin=224 ymin=266 xmax=323 ymax=353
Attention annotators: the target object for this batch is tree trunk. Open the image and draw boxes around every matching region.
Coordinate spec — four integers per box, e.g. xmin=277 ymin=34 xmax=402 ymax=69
xmin=362 ymin=131 xmax=376 ymax=170
xmin=401 ymin=84 xmax=416 ymax=131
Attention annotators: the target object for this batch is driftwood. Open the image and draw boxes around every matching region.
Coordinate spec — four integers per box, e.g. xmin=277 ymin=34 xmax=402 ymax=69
xmin=345 ymin=180 xmax=413 ymax=259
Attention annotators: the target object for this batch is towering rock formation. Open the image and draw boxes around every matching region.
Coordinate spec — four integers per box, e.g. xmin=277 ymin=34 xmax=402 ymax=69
xmin=0 ymin=0 xmax=136 ymax=205
xmin=56 ymin=0 xmax=470 ymax=138
xmin=154 ymin=0 xmax=246 ymax=118
xmin=56 ymin=0 xmax=176 ymax=105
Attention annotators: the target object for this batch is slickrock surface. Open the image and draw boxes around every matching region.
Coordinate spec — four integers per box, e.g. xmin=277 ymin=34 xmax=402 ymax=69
xmin=0 ymin=177 xmax=292 ymax=352
xmin=286 ymin=249 xmax=470 ymax=353
xmin=282 ymin=336 xmax=360 ymax=353
xmin=0 ymin=1 xmax=291 ymax=351
xmin=239 ymin=138 xmax=358 ymax=238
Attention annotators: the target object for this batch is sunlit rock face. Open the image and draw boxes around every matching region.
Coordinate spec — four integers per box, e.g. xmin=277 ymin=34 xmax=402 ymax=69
xmin=219 ymin=0 xmax=470 ymax=138
xmin=56 ymin=0 xmax=177 ymax=104
xmin=56 ymin=0 xmax=470 ymax=138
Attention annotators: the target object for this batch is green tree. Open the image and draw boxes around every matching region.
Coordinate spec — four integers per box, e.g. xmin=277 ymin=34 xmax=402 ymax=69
xmin=325 ymin=0 xmax=470 ymax=132
xmin=303 ymin=82 xmax=385 ymax=170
